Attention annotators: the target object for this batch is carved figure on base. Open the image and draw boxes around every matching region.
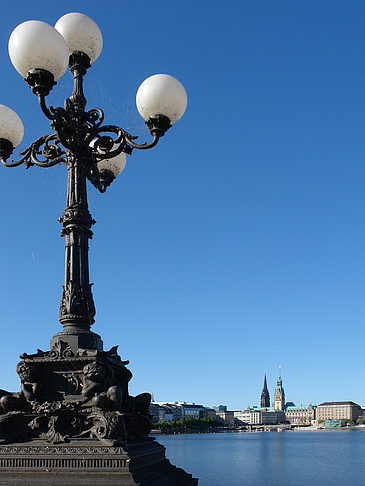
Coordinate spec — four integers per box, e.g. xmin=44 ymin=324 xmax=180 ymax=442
xmin=82 ymin=362 xmax=123 ymax=412
xmin=0 ymin=362 xmax=39 ymax=413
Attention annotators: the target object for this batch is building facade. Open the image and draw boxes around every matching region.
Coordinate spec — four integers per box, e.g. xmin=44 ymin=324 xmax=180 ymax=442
xmin=213 ymin=405 xmax=227 ymax=412
xmin=316 ymin=402 xmax=362 ymax=423
xmin=216 ymin=411 xmax=235 ymax=426
xmin=234 ymin=408 xmax=286 ymax=425
xmin=284 ymin=404 xmax=316 ymax=424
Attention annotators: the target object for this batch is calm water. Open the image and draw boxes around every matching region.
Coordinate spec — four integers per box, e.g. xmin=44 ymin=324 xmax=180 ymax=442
xmin=155 ymin=430 xmax=365 ymax=486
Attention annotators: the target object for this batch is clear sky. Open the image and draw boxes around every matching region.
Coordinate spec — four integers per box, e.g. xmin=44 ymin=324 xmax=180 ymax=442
xmin=0 ymin=0 xmax=364 ymax=411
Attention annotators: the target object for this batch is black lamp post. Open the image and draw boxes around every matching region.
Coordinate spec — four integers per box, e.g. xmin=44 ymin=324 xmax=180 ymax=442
xmin=0 ymin=13 xmax=197 ymax=485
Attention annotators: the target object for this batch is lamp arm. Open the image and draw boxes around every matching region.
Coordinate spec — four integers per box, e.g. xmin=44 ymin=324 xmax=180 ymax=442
xmin=87 ymin=124 xmax=160 ymax=156
xmin=37 ymin=93 xmax=57 ymax=121
xmin=125 ymin=132 xmax=160 ymax=150
xmin=0 ymin=134 xmax=67 ymax=169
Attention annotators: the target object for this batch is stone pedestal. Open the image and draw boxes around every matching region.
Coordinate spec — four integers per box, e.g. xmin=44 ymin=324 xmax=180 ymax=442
xmin=0 ymin=342 xmax=198 ymax=484
xmin=0 ymin=439 xmax=198 ymax=485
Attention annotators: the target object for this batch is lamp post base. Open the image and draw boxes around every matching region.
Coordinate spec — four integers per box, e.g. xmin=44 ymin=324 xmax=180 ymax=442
xmin=0 ymin=342 xmax=198 ymax=484
xmin=0 ymin=439 xmax=198 ymax=485
xmin=50 ymin=329 xmax=103 ymax=353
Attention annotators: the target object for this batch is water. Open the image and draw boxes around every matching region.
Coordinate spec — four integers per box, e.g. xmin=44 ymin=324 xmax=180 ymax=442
xmin=155 ymin=430 xmax=365 ymax=486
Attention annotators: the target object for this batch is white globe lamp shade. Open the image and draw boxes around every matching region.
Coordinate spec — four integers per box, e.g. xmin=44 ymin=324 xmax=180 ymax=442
xmin=55 ymin=13 xmax=103 ymax=63
xmin=8 ymin=20 xmax=69 ymax=80
xmin=97 ymin=151 xmax=126 ymax=177
xmin=0 ymin=105 xmax=24 ymax=147
xmin=136 ymin=74 xmax=187 ymax=124
xmin=91 ymin=140 xmax=126 ymax=178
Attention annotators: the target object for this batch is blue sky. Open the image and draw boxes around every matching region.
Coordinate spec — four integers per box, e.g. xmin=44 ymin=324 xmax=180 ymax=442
xmin=0 ymin=0 xmax=364 ymax=410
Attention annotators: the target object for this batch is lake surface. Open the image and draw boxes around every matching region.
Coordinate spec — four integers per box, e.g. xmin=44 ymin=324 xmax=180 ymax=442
xmin=155 ymin=430 xmax=365 ymax=486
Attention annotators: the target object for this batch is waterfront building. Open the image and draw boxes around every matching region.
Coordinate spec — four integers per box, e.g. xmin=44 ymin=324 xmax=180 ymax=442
xmin=150 ymin=402 xmax=184 ymax=422
xmin=234 ymin=408 xmax=286 ymax=425
xmin=215 ymin=410 xmax=235 ymax=426
xmin=316 ymin=401 xmax=362 ymax=423
xmin=234 ymin=410 xmax=252 ymax=424
xmin=202 ymin=408 xmax=217 ymax=418
xmin=261 ymin=409 xmax=286 ymax=424
xmin=260 ymin=375 xmax=270 ymax=408
xmin=274 ymin=370 xmax=285 ymax=411
xmin=325 ymin=419 xmax=347 ymax=428
xmin=179 ymin=403 xmax=206 ymax=419
xmin=149 ymin=403 xmax=174 ymax=422
xmin=284 ymin=404 xmax=316 ymax=424
xmin=166 ymin=404 xmax=183 ymax=420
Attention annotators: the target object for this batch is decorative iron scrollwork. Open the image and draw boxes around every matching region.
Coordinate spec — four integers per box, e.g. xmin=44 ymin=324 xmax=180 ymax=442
xmin=0 ymin=134 xmax=67 ymax=169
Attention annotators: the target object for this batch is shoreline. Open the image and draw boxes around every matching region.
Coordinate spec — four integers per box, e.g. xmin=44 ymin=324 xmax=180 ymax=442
xmin=151 ymin=424 xmax=365 ymax=435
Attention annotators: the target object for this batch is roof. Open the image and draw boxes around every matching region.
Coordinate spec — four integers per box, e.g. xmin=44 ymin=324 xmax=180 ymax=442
xmin=285 ymin=405 xmax=315 ymax=411
xmin=318 ymin=401 xmax=360 ymax=407
xmin=179 ymin=404 xmax=205 ymax=409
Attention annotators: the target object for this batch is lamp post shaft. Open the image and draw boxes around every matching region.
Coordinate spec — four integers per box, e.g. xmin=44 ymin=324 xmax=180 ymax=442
xmin=53 ymin=151 xmax=102 ymax=351
xmin=59 ymin=155 xmax=95 ymax=327
xmin=51 ymin=58 xmax=101 ymax=351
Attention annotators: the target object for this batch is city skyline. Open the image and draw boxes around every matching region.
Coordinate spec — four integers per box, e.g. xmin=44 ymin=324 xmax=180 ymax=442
xmin=153 ymin=369 xmax=359 ymax=411
xmin=0 ymin=1 xmax=364 ymax=411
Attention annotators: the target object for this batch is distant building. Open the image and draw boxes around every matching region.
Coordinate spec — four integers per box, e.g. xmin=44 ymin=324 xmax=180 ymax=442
xmin=260 ymin=375 xmax=270 ymax=408
xmin=213 ymin=405 xmax=227 ymax=412
xmin=257 ymin=371 xmax=315 ymax=424
xmin=149 ymin=403 xmax=174 ymax=422
xmin=285 ymin=404 xmax=316 ymax=424
xmin=216 ymin=410 xmax=234 ymax=426
xmin=260 ymin=409 xmax=286 ymax=425
xmin=179 ymin=403 xmax=206 ymax=419
xmin=234 ymin=410 xmax=251 ymax=424
xmin=202 ymin=408 xmax=217 ymax=418
xmin=325 ymin=419 xmax=347 ymax=428
xmin=273 ymin=370 xmax=285 ymax=411
xmin=234 ymin=408 xmax=285 ymax=425
xmin=316 ymin=402 xmax=362 ymax=423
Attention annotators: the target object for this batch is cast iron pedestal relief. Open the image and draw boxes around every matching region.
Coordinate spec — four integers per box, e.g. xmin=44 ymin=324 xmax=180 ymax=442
xmin=0 ymin=345 xmax=150 ymax=446
xmin=0 ymin=14 xmax=196 ymax=485
xmin=0 ymin=343 xmax=197 ymax=485
xmin=0 ymin=340 xmax=197 ymax=486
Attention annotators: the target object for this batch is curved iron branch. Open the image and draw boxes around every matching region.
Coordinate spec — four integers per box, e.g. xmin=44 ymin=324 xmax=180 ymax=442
xmin=125 ymin=132 xmax=159 ymax=150
xmin=1 ymin=134 xmax=67 ymax=169
xmin=87 ymin=124 xmax=160 ymax=157
xmin=37 ymin=94 xmax=57 ymax=121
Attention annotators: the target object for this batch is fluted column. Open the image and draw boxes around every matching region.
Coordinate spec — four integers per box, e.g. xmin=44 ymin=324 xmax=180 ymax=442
xmin=51 ymin=152 xmax=102 ymax=352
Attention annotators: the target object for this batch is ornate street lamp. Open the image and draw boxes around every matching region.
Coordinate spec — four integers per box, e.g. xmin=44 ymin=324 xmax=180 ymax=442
xmin=0 ymin=13 xmax=196 ymax=486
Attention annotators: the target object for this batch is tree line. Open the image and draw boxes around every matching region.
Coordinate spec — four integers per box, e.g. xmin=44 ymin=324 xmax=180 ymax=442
xmin=153 ymin=416 xmax=224 ymax=430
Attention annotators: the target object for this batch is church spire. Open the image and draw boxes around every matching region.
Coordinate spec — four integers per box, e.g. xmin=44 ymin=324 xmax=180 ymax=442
xmin=260 ymin=374 xmax=270 ymax=408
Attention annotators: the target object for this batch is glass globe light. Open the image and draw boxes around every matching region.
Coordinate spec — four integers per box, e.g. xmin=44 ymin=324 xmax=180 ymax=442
xmin=97 ymin=150 xmax=126 ymax=178
xmin=8 ymin=20 xmax=69 ymax=80
xmin=136 ymin=74 xmax=187 ymax=124
xmin=55 ymin=13 xmax=103 ymax=63
xmin=0 ymin=105 xmax=24 ymax=147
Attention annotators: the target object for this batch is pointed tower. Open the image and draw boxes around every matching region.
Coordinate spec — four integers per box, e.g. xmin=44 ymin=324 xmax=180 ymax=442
xmin=274 ymin=367 xmax=285 ymax=410
xmin=260 ymin=374 xmax=270 ymax=408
